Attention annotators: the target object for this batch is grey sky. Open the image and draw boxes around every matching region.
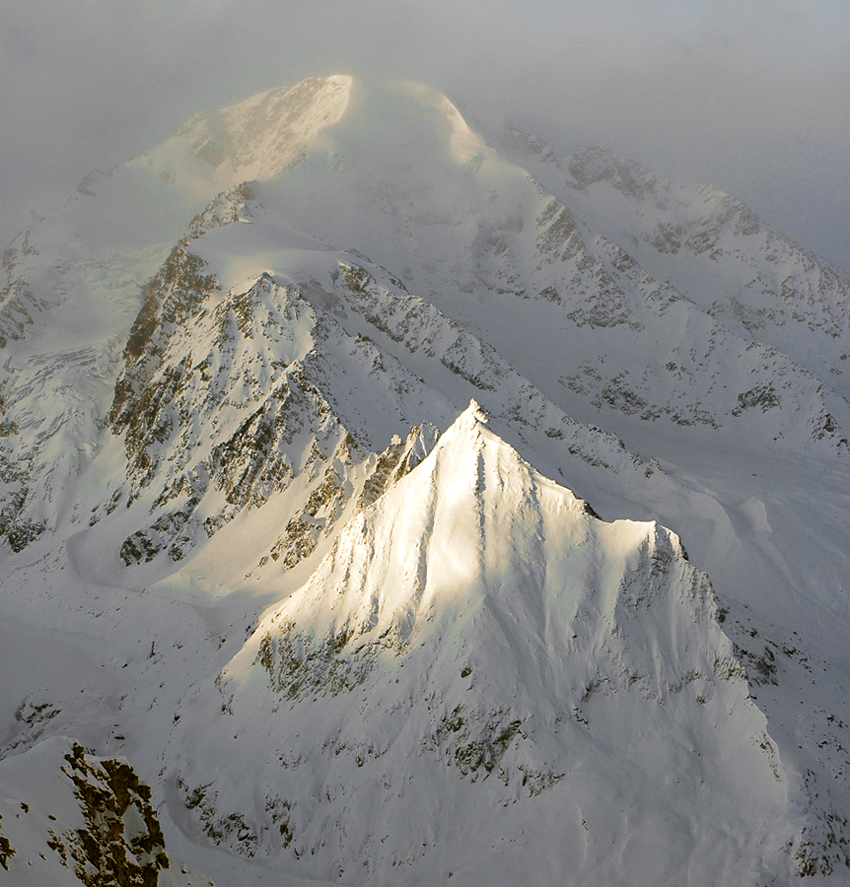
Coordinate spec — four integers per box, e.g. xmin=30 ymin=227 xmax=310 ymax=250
xmin=2 ymin=0 xmax=848 ymax=265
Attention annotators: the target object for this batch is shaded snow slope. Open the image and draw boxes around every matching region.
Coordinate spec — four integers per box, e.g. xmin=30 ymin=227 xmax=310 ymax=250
xmin=494 ymin=130 xmax=850 ymax=399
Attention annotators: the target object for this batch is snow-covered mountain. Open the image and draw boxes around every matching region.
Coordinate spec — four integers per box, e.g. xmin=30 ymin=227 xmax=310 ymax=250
xmin=176 ymin=402 xmax=796 ymax=885
xmin=2 ymin=74 xmax=850 ymax=886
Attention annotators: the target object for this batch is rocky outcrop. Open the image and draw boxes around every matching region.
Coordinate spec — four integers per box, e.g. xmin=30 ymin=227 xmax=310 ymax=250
xmin=0 ymin=737 xmax=214 ymax=886
xmin=54 ymin=742 xmax=171 ymax=886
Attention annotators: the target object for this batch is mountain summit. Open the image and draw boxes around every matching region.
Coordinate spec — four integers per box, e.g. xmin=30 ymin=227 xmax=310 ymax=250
xmin=174 ymin=401 xmax=790 ymax=885
xmin=143 ymin=75 xmax=353 ymax=188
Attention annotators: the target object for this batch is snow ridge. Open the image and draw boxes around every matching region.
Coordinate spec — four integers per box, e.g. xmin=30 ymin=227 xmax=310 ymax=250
xmin=143 ymin=75 xmax=352 ymax=190
xmin=175 ymin=403 xmax=793 ymax=885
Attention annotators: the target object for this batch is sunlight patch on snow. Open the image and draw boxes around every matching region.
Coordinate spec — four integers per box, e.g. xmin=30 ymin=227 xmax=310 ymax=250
xmin=392 ymin=80 xmax=489 ymax=167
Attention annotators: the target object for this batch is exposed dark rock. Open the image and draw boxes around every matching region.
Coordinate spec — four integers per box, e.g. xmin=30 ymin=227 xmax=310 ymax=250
xmin=57 ymin=742 xmax=176 ymax=886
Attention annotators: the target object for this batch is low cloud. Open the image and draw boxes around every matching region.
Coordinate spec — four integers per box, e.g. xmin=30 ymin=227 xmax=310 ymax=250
xmin=1 ymin=0 xmax=847 ymax=263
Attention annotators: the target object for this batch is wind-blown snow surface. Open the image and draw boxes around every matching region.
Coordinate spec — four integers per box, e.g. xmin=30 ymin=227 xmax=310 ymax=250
xmin=2 ymin=74 xmax=850 ymax=886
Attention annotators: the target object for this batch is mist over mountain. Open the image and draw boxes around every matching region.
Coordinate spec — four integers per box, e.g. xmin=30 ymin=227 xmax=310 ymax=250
xmin=2 ymin=1 xmax=848 ymax=265
xmin=2 ymin=74 xmax=850 ymax=886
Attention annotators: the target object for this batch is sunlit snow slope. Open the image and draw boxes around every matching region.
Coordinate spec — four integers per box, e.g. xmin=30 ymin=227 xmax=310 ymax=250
xmin=172 ymin=402 xmax=794 ymax=886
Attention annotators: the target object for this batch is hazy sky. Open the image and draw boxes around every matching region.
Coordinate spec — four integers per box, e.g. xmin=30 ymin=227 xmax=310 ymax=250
xmin=2 ymin=0 xmax=848 ymax=265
